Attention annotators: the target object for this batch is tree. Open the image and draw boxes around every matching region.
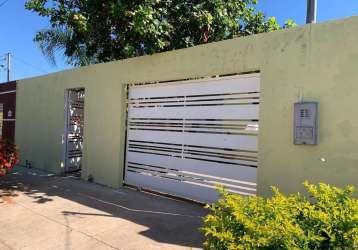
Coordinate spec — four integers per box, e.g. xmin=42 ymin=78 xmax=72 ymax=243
xmin=25 ymin=0 xmax=296 ymax=66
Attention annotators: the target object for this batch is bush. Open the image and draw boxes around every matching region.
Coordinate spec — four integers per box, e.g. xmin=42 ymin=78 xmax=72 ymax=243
xmin=202 ymin=182 xmax=358 ymax=250
xmin=0 ymin=140 xmax=18 ymax=176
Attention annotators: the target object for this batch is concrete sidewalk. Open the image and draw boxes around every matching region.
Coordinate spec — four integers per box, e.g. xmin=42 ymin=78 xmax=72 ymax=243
xmin=0 ymin=167 xmax=206 ymax=250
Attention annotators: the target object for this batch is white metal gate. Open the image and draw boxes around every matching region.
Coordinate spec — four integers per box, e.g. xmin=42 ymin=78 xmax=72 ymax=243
xmin=125 ymin=74 xmax=260 ymax=203
xmin=64 ymin=88 xmax=85 ymax=173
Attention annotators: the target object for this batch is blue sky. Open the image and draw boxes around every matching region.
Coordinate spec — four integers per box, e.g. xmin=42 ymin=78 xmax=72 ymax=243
xmin=1 ymin=0 xmax=358 ymax=83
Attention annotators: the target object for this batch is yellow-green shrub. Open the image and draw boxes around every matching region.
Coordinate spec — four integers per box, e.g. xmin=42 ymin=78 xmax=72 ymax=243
xmin=202 ymin=182 xmax=358 ymax=250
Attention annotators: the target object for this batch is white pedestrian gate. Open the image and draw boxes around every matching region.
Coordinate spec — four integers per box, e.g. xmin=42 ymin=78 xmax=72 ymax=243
xmin=64 ymin=88 xmax=85 ymax=173
xmin=125 ymin=74 xmax=260 ymax=203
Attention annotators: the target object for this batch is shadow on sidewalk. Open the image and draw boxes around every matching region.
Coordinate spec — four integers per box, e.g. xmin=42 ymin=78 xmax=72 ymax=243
xmin=0 ymin=166 xmax=207 ymax=248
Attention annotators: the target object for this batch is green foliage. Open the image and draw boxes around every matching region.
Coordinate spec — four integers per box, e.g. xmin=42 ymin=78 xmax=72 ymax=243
xmin=0 ymin=140 xmax=19 ymax=176
xmin=25 ymin=0 xmax=296 ymax=66
xmin=202 ymin=182 xmax=358 ymax=250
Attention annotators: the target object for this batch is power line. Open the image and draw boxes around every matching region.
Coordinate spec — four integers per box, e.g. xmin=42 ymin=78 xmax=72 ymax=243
xmin=0 ymin=0 xmax=9 ymax=8
xmin=12 ymin=55 xmax=48 ymax=74
xmin=0 ymin=54 xmax=5 ymax=62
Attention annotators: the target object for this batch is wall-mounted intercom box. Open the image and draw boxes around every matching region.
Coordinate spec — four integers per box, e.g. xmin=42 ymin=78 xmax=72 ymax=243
xmin=294 ymin=102 xmax=318 ymax=145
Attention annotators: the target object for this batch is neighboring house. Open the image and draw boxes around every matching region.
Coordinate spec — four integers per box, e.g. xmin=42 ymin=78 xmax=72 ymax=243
xmin=0 ymin=81 xmax=16 ymax=142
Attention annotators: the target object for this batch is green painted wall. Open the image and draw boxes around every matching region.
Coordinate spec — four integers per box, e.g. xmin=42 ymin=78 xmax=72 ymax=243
xmin=16 ymin=16 xmax=358 ymax=195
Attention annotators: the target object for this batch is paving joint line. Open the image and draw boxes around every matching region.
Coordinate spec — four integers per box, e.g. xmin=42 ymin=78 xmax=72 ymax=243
xmin=10 ymin=199 xmax=121 ymax=250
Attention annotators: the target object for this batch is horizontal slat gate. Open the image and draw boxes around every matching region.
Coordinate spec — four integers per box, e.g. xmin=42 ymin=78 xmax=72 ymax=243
xmin=125 ymin=74 xmax=260 ymax=203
